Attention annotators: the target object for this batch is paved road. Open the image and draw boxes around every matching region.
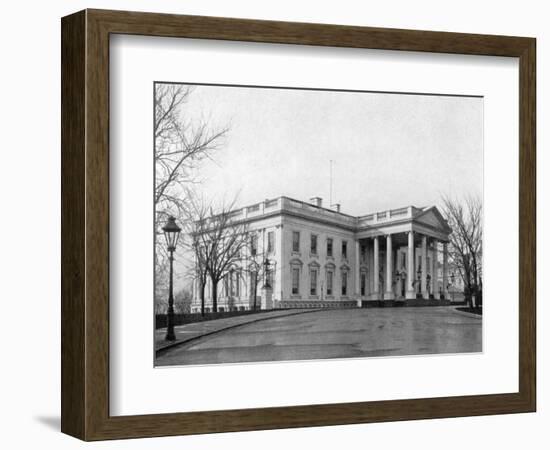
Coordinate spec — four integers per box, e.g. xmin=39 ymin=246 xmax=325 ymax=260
xmin=155 ymin=309 xmax=317 ymax=351
xmin=155 ymin=307 xmax=482 ymax=367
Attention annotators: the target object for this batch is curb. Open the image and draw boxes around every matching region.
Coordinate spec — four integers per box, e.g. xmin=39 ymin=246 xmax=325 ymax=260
xmin=155 ymin=308 xmax=325 ymax=357
xmin=451 ymin=307 xmax=483 ymax=319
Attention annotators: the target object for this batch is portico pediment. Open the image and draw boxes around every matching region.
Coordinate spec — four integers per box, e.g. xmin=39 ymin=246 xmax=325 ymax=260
xmin=414 ymin=207 xmax=452 ymax=234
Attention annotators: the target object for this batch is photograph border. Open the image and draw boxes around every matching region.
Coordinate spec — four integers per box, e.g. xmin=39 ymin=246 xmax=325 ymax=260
xmin=152 ymin=80 xmax=484 ymax=367
xmin=61 ymin=8 xmax=536 ymax=440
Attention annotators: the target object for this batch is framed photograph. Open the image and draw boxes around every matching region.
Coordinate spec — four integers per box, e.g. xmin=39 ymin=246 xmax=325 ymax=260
xmin=61 ymin=9 xmax=536 ymax=440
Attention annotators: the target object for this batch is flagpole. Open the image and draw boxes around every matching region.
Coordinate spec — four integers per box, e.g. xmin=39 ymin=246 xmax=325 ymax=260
xmin=329 ymin=159 xmax=333 ymax=207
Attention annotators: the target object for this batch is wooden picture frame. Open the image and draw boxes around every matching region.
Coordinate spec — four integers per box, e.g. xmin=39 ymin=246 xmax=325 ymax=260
xmin=61 ymin=9 xmax=536 ymax=441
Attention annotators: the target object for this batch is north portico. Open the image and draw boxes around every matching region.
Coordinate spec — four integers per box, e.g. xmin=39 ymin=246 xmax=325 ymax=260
xmin=191 ymin=196 xmax=453 ymax=313
xmin=354 ymin=205 xmax=452 ymax=306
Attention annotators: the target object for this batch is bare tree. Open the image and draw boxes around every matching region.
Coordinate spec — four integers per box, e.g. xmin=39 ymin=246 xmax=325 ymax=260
xmin=186 ymin=198 xmax=213 ymax=316
xmin=242 ymin=237 xmax=270 ymax=311
xmin=154 ymin=84 xmax=228 ymax=218
xmin=206 ymin=206 xmax=250 ymax=313
xmin=188 ymin=198 xmax=250 ymax=313
xmin=247 ymin=261 xmax=262 ymax=311
xmin=192 ymin=244 xmax=210 ymax=317
xmin=174 ymin=288 xmax=193 ymax=314
xmin=441 ymin=194 xmax=483 ymax=305
xmin=154 ymin=84 xmax=229 ymax=297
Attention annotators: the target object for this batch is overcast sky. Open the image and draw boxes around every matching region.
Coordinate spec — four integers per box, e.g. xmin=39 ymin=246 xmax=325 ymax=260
xmin=176 ymin=83 xmax=483 ymax=216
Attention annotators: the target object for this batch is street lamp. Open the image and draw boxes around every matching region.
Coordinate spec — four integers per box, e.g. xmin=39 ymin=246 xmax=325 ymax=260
xmin=426 ymin=273 xmax=431 ymax=297
xmin=162 ymin=216 xmax=181 ymax=341
xmin=263 ymin=257 xmax=272 ymax=289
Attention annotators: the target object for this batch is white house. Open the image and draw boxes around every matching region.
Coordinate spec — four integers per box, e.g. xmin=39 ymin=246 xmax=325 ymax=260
xmin=191 ymin=196 xmax=453 ymax=313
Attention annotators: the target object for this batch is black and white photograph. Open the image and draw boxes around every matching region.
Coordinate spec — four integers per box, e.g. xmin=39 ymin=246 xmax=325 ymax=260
xmin=154 ymin=82 xmax=483 ymax=367
xmin=2 ymin=0 xmax=543 ymax=447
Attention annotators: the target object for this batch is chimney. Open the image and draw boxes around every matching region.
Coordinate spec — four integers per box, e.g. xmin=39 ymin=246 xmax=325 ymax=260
xmin=332 ymin=203 xmax=341 ymax=213
xmin=310 ymin=197 xmax=323 ymax=207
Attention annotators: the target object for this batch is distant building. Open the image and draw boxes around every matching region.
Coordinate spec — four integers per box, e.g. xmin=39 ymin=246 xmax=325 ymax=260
xmin=191 ymin=196 xmax=453 ymax=313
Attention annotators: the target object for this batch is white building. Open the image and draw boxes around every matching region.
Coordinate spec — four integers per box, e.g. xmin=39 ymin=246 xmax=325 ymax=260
xmin=191 ymin=196 xmax=453 ymax=313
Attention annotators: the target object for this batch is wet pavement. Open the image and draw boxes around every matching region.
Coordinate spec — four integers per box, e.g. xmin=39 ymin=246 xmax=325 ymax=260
xmin=155 ymin=309 xmax=318 ymax=351
xmin=155 ymin=306 xmax=482 ymax=367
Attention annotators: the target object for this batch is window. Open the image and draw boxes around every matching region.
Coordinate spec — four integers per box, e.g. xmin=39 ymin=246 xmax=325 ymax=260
xmin=292 ymin=267 xmax=300 ymax=294
xmin=342 ymin=241 xmax=348 ymax=259
xmin=310 ymin=269 xmax=317 ymax=295
xmin=326 ymin=271 xmax=333 ymax=296
xmin=267 ymin=231 xmax=275 ymax=253
xmin=251 ymin=234 xmax=258 ymax=256
xmin=361 ymin=273 xmax=366 ymax=296
xmin=360 ymin=244 xmax=366 ymax=262
xmin=266 ymin=269 xmax=274 ymax=289
xmin=292 ymin=231 xmax=300 ymax=253
xmin=310 ymin=234 xmax=318 ymax=254
xmin=327 ymin=238 xmax=333 ymax=257
xmin=341 ymin=271 xmax=348 ymax=296
xmin=235 ymin=271 xmax=240 ymax=297
xmin=229 ymin=271 xmax=235 ymax=296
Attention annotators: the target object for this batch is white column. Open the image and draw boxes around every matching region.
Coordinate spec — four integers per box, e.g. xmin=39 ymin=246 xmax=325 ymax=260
xmin=430 ymin=239 xmax=436 ymax=297
xmin=407 ymin=231 xmax=415 ymax=299
xmin=385 ymin=234 xmax=394 ymax=300
xmin=355 ymin=240 xmax=361 ymax=306
xmin=443 ymin=243 xmax=449 ymax=300
xmin=421 ymin=235 xmax=428 ymax=298
xmin=373 ymin=236 xmax=380 ymax=298
xmin=274 ymin=225 xmax=282 ymax=302
xmin=364 ymin=242 xmax=370 ymax=296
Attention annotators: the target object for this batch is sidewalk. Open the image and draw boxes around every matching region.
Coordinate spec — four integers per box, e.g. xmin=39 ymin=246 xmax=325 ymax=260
xmin=155 ymin=309 xmax=320 ymax=353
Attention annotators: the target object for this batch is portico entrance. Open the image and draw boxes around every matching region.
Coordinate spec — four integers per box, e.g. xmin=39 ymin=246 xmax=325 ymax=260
xmin=355 ymin=206 xmax=452 ymax=306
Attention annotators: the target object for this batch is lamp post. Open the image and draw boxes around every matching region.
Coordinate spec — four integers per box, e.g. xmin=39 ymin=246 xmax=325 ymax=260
xmin=426 ymin=273 xmax=431 ymax=297
xmin=162 ymin=216 xmax=181 ymax=341
xmin=263 ymin=257 xmax=271 ymax=289
xmin=261 ymin=257 xmax=277 ymax=310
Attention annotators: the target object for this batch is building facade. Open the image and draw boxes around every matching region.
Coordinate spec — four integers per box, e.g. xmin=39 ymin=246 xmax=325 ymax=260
xmin=191 ymin=196 xmax=453 ymax=313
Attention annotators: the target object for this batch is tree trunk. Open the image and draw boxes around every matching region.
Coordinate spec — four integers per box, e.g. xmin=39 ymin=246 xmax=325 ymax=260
xmin=212 ymin=280 xmax=218 ymax=313
xmin=253 ymin=273 xmax=257 ymax=310
xmin=200 ymin=282 xmax=206 ymax=317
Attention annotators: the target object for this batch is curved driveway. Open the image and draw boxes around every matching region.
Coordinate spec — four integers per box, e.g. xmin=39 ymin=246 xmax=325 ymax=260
xmin=155 ymin=307 xmax=481 ymax=367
